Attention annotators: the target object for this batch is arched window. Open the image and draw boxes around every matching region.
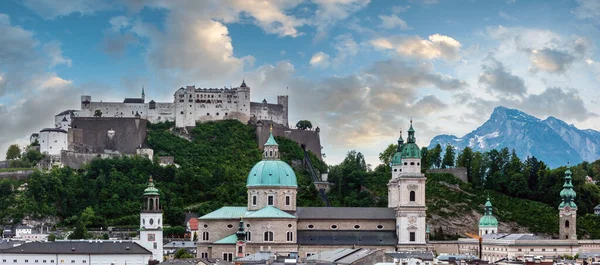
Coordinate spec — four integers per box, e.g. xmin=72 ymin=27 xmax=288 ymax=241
xmin=238 ymin=246 xmax=243 ymax=254
xmin=263 ymin=231 xmax=274 ymax=242
xmin=410 ymin=191 xmax=416 ymax=202
xmin=202 ymin=231 xmax=209 ymax=241
xmin=565 ymin=220 xmax=570 ymax=228
xmin=485 ymin=230 xmax=488 ymax=234
xmin=286 ymin=231 xmax=293 ymax=242
xmin=247 ymin=231 xmax=252 ymax=241
xmin=270 ymin=151 xmax=273 ymax=157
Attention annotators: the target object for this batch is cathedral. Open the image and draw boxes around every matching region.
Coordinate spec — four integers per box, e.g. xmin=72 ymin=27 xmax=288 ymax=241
xmin=192 ymin=122 xmax=428 ymax=262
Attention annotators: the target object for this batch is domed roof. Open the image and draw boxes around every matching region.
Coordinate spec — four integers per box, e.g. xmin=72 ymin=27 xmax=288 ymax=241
xmin=401 ymin=121 xmax=421 ymax=159
xmin=144 ymin=176 xmax=160 ymax=196
xmin=391 ymin=151 xmax=403 ymax=166
xmin=479 ymin=215 xmax=498 ymax=227
xmin=247 ymin=160 xmax=297 ymax=187
xmin=247 ymin=129 xmax=297 ymax=187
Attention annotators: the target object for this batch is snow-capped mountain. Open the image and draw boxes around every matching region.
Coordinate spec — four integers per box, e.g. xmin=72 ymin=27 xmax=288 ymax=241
xmin=428 ymin=106 xmax=600 ymax=168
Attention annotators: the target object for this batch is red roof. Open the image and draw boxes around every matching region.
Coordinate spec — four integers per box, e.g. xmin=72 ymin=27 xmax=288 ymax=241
xmin=188 ymin=218 xmax=199 ymax=230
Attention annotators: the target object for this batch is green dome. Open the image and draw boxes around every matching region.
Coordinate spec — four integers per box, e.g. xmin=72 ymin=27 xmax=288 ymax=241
xmin=559 ymin=168 xmax=577 ymax=209
xmin=144 ymin=177 xmax=160 ymax=196
xmin=247 ymin=160 xmax=297 ymax=187
xmin=401 ymin=142 xmax=421 ymax=159
xmin=391 ymin=151 xmax=403 ymax=166
xmin=479 ymin=215 xmax=498 ymax=227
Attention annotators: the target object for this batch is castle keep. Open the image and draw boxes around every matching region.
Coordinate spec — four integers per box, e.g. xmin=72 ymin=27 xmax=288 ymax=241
xmin=73 ymin=81 xmax=288 ymax=128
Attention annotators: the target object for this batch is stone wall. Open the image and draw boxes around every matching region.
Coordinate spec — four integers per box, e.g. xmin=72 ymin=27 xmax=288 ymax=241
xmin=256 ymin=122 xmax=322 ymax=159
xmin=0 ymin=170 xmax=33 ymax=180
xmin=427 ymin=167 xmax=468 ymax=182
xmin=61 ymin=151 xmax=120 ymax=170
xmin=69 ymin=117 xmax=147 ymax=154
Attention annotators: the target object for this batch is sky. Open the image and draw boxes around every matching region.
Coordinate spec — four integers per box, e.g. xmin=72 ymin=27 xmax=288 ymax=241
xmin=0 ymin=0 xmax=599 ymax=166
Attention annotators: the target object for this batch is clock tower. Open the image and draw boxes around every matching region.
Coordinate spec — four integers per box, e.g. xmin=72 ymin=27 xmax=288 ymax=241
xmin=559 ymin=169 xmax=577 ymax=240
xmin=140 ymin=176 xmax=164 ymax=261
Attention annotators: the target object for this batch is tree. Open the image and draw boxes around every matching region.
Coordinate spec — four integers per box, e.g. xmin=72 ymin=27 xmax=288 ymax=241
xmin=379 ymin=144 xmax=397 ymax=166
xmin=94 ymin=110 xmax=102 ymax=117
xmin=442 ymin=145 xmax=456 ymax=169
xmin=48 ymin=233 xmax=56 ymax=242
xmin=6 ymin=144 xmax=20 ymax=160
xmin=295 ymin=120 xmax=312 ymax=130
xmin=430 ymin=144 xmax=442 ymax=169
xmin=456 ymin=147 xmax=474 ymax=182
xmin=174 ymin=248 xmax=194 ymax=259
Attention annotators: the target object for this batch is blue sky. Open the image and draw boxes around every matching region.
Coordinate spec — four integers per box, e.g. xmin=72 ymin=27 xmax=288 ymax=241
xmin=1 ymin=0 xmax=599 ymax=165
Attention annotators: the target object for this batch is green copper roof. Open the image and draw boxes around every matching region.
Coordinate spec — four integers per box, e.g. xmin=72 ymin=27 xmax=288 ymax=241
xmin=247 ymin=160 xmax=297 ymax=187
xmin=479 ymin=197 xmax=498 ymax=227
xmin=559 ymin=169 xmax=577 ymax=209
xmin=265 ymin=131 xmax=278 ymax=146
xmin=401 ymin=121 xmax=421 ymax=159
xmin=143 ymin=177 xmax=160 ymax=196
xmin=213 ymin=234 xmax=237 ymax=244
xmin=391 ymin=151 xmax=403 ymax=166
xmin=199 ymin=206 xmax=297 ymax=220
xmin=245 ymin=206 xmax=296 ymax=219
xmin=199 ymin=207 xmax=247 ymax=220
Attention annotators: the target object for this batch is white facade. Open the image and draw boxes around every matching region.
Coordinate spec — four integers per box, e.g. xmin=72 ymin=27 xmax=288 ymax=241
xmin=15 ymin=227 xmax=32 ymax=238
xmin=20 ymin=234 xmax=48 ymax=242
xmin=39 ymin=129 xmax=67 ymax=155
xmin=139 ymin=178 xmax=164 ymax=261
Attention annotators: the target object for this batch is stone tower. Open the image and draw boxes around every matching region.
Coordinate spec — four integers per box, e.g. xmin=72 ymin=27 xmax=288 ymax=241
xmin=479 ymin=196 xmax=498 ymax=236
xmin=139 ymin=176 xmax=164 ymax=261
xmin=388 ymin=121 xmax=427 ymax=247
xmin=277 ymin=95 xmax=289 ymax=128
xmin=559 ymin=168 xmax=577 ymax=240
xmin=235 ymin=218 xmax=247 ymax=258
xmin=142 ymin=86 xmax=145 ymax=102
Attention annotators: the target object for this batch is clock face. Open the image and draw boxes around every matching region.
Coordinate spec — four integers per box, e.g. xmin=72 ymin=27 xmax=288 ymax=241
xmin=409 ymin=216 xmax=417 ymax=224
xmin=148 ymin=233 xmax=155 ymax=241
xmin=564 ymin=206 xmax=571 ymax=213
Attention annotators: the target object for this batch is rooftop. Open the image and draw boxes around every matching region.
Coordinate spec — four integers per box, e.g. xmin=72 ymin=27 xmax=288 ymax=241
xmin=199 ymin=206 xmax=296 ymax=220
xmin=306 ymin=248 xmax=380 ymax=264
xmin=0 ymin=241 xmax=151 ymax=255
xmin=297 ymin=230 xmax=396 ymax=246
xmin=296 ymin=207 xmax=395 ymax=220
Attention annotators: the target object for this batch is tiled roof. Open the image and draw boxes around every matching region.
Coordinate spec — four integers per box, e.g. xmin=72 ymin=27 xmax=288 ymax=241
xmin=296 ymin=207 xmax=395 ymax=220
xmin=213 ymin=234 xmax=237 ymax=245
xmin=244 ymin=206 xmax=295 ymax=219
xmin=123 ymin=98 xmax=144 ymax=103
xmin=0 ymin=241 xmax=151 ymax=255
xmin=386 ymin=251 xmax=435 ymax=261
xmin=163 ymin=241 xmax=196 ymax=249
xmin=306 ymin=248 xmax=380 ymax=264
xmin=297 ymin=230 xmax=397 ymax=246
xmin=188 ymin=218 xmax=199 ymax=230
xmin=199 ymin=206 xmax=295 ymax=220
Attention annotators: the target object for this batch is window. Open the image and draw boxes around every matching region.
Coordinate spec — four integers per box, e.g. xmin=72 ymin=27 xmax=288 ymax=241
xmin=354 ymin=225 xmax=361 ymax=229
xmin=518 ymin=249 xmax=522 ymax=252
xmin=287 ymin=231 xmax=293 ymax=242
xmin=377 ymin=225 xmax=384 ymax=230
xmin=285 ymin=196 xmax=291 ymax=206
xmin=222 ymin=253 xmax=233 ymax=262
xmin=153 ymin=242 xmax=157 ymax=249
xmin=204 ymin=224 xmax=208 ymax=228
xmin=202 ymin=231 xmax=209 ymax=241
xmin=201 ymin=253 xmax=209 ymax=259
xmin=268 ymin=195 xmax=274 ymax=206
xmin=307 ymin=224 xmax=314 ymax=229
xmin=3 ymin=260 xmax=6 ymax=263
xmin=252 ymin=195 xmax=257 ymax=206
xmin=565 ymin=220 xmax=570 ymax=228
xmin=25 ymin=261 xmax=29 ymax=263
xmin=331 ymin=225 xmax=338 ymax=230
xmin=410 ymin=191 xmax=416 ymax=202
xmin=264 ymin=231 xmax=274 ymax=242
xmin=404 ymin=162 xmax=408 ymax=165
xmin=410 ymin=232 xmax=416 ymax=242
xmin=542 ymin=249 xmax=545 ymax=252
xmin=247 ymin=231 xmax=252 ymax=241
xmin=71 ymin=261 xmax=75 ymax=263
xmin=238 ymin=246 xmax=243 ymax=254
xmin=13 ymin=261 xmax=16 ymax=263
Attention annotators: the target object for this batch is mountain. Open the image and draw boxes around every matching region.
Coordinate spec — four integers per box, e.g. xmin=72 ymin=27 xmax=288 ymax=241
xmin=428 ymin=106 xmax=600 ymax=168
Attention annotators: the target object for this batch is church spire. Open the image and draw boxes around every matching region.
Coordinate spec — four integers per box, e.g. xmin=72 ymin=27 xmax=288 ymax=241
xmin=263 ymin=124 xmax=279 ymax=160
xmin=407 ymin=119 xmax=416 ymax=143
xmin=397 ymin=130 xmax=404 ymax=152
xmin=559 ymin=168 xmax=577 ymax=209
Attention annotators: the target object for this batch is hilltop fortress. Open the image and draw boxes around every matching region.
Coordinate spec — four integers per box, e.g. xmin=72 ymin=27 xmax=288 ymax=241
xmin=58 ymin=80 xmax=288 ymax=129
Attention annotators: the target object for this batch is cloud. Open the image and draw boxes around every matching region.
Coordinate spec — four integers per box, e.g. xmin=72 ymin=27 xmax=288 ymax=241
xmin=42 ymin=41 xmax=72 ymax=67
xmin=367 ymin=59 xmax=466 ymax=91
xmin=331 ymin=34 xmax=359 ymax=66
xmin=101 ymin=31 xmax=138 ymax=57
xmin=413 ymin=95 xmax=448 ymax=115
xmin=479 ymin=58 xmax=527 ymax=96
xmin=573 ymin=0 xmax=600 ymax=21
xmin=311 ymin=0 xmax=371 ymax=42
xmin=109 ymin=16 xmax=131 ymax=32
xmin=309 ymin=52 xmax=331 ymax=68
xmin=498 ymin=11 xmax=517 ymax=21
xmin=371 ymin=34 xmax=462 ymax=61
xmin=22 ymin=0 xmax=111 ymax=19
xmin=379 ymin=14 xmax=410 ymax=30
xmin=528 ymin=48 xmax=575 ymax=74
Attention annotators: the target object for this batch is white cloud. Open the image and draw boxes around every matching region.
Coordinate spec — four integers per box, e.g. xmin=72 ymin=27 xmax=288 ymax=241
xmin=379 ymin=14 xmax=410 ymax=30
xmin=109 ymin=16 xmax=131 ymax=32
xmin=573 ymin=0 xmax=600 ymax=20
xmin=371 ymin=34 xmax=462 ymax=61
xmin=22 ymin=0 xmax=111 ymax=19
xmin=311 ymin=0 xmax=371 ymax=42
xmin=309 ymin=52 xmax=331 ymax=68
xmin=43 ymin=41 xmax=72 ymax=67
xmin=332 ymin=34 xmax=359 ymax=66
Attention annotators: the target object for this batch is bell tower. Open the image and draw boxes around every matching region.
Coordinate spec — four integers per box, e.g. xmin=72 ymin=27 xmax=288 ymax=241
xmin=559 ymin=168 xmax=577 ymax=240
xmin=389 ymin=120 xmax=427 ymax=248
xmin=139 ymin=176 xmax=164 ymax=261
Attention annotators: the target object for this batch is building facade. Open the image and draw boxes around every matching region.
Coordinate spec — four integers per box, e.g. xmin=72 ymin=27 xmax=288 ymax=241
xmin=59 ymin=81 xmax=288 ymax=129
xmin=195 ymin=123 xmax=427 ymax=261
xmin=138 ymin=177 xmax=164 ymax=261
xmin=38 ymin=128 xmax=68 ymax=156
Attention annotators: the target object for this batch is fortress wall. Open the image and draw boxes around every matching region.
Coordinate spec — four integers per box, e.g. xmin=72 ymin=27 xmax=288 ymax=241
xmin=61 ymin=151 xmax=120 ymax=170
xmin=69 ymin=117 xmax=147 ymax=154
xmin=256 ymin=122 xmax=322 ymax=159
xmin=427 ymin=167 xmax=468 ymax=182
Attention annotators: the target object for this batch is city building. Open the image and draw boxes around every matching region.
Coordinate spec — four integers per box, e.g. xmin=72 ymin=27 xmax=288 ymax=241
xmin=195 ymin=122 xmax=428 ymax=261
xmin=138 ymin=177 xmax=164 ymax=261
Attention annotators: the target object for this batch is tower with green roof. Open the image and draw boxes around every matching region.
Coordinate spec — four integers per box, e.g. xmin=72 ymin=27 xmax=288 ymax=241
xmin=388 ymin=120 xmax=427 ymax=248
xmin=139 ymin=176 xmax=163 ymax=261
xmin=559 ymin=168 xmax=577 ymax=240
xmin=246 ymin=124 xmax=298 ymax=211
xmin=478 ymin=196 xmax=498 ymax=236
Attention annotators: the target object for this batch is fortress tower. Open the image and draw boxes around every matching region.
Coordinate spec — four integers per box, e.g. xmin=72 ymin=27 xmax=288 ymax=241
xmin=277 ymin=95 xmax=289 ymax=128
xmin=559 ymin=168 xmax=577 ymax=240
